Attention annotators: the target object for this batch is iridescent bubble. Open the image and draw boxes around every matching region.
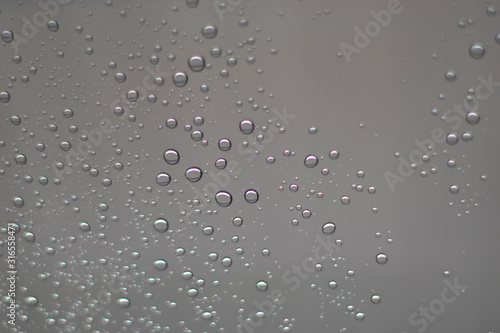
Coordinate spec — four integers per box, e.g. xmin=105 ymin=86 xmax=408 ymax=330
xmin=239 ymin=119 xmax=255 ymax=134
xmin=215 ymin=191 xmax=232 ymax=207
xmin=156 ymin=172 xmax=171 ymax=186
xmin=153 ymin=218 xmax=169 ymax=233
xmin=376 ymin=253 xmax=388 ymax=264
xmin=188 ymin=55 xmax=205 ymax=72
xmin=185 ymin=167 xmax=202 ymax=182
xmin=469 ymin=42 xmax=486 ymax=59
xmin=322 ymin=222 xmax=336 ymax=235
xmin=244 ymin=189 xmax=259 ymax=203
xmin=304 ymin=155 xmax=318 ymax=168
xmin=173 ymin=71 xmax=188 ymax=87
xmin=164 ymin=149 xmax=180 ymax=165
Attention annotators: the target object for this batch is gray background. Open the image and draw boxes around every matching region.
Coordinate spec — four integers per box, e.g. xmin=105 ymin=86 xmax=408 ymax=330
xmin=0 ymin=0 xmax=499 ymax=332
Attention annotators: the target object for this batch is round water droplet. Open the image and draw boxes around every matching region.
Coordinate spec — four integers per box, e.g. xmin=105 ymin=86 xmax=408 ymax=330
xmin=469 ymin=42 xmax=486 ymax=59
xmin=371 ymin=294 xmax=381 ymax=304
xmin=166 ymin=118 xmax=177 ymax=129
xmin=186 ymin=0 xmax=199 ymax=8
xmin=13 ymin=196 xmax=24 ymax=208
xmin=244 ymin=189 xmax=259 ymax=203
xmin=153 ymin=218 xmax=169 ymax=233
xmin=127 ymin=90 xmax=139 ymax=102
xmin=465 ymin=111 xmax=479 ymax=125
xmin=221 ymin=256 xmax=232 ymax=267
xmin=328 ymin=281 xmax=337 ymax=289
xmin=156 ymin=172 xmax=171 ymax=186
xmin=188 ymin=55 xmax=205 ymax=72
xmin=187 ymin=288 xmax=198 ymax=297
xmin=1 ymin=30 xmax=14 ymax=43
xmin=201 ymin=311 xmax=213 ymax=320
xmin=185 ymin=167 xmax=202 ymax=182
xmin=215 ymin=158 xmax=227 ymax=169
xmin=154 ymin=259 xmax=168 ymax=270
xmin=0 ymin=91 xmax=11 ymax=103
xmin=240 ymin=119 xmax=255 ymax=134
xmin=116 ymin=298 xmax=130 ymax=308
xmin=461 ymin=131 xmax=473 ymax=142
xmin=173 ymin=71 xmax=188 ymax=87
xmin=329 ymin=150 xmax=339 ymax=160
xmin=47 ymin=20 xmax=59 ymax=32
xmin=202 ymin=226 xmax=214 ymax=235
xmin=24 ymin=296 xmax=38 ymax=306
xmin=164 ymin=149 xmax=180 ymax=165
xmin=215 ymin=191 xmax=232 ymax=207
xmin=302 ymin=209 xmax=312 ymax=219
xmin=445 ymin=70 xmax=456 ymax=82
xmin=355 ymin=312 xmax=365 ymax=320
xmin=15 ymin=154 xmax=27 ymax=165
xmin=256 ymin=281 xmax=268 ymax=291
xmin=341 ymin=196 xmax=350 ymax=205
xmin=449 ymin=185 xmax=459 ymax=194
xmin=446 ymin=133 xmax=459 ymax=145
xmin=322 ymin=222 xmax=336 ymax=235
xmin=376 ymin=253 xmax=388 ymax=264
xmin=233 ymin=216 xmax=243 ymax=226
xmin=79 ymin=222 xmax=91 ymax=232
xmin=218 ymin=138 xmax=232 ymax=151
xmin=202 ymin=25 xmax=217 ymax=39
xmin=304 ymin=155 xmax=318 ymax=168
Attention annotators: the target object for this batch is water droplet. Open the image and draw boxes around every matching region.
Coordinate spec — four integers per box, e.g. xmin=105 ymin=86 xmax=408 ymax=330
xmin=371 ymin=294 xmax=381 ymax=304
xmin=328 ymin=281 xmax=337 ymax=289
xmin=376 ymin=253 xmax=388 ymax=264
xmin=446 ymin=133 xmax=459 ymax=145
xmin=304 ymin=155 xmax=318 ymax=168
xmin=201 ymin=311 xmax=213 ymax=320
xmin=445 ymin=70 xmax=456 ymax=82
xmin=233 ymin=216 xmax=243 ymax=226
xmin=15 ymin=154 xmax=27 ymax=165
xmin=116 ymin=297 xmax=130 ymax=308
xmin=24 ymin=296 xmax=38 ymax=306
xmin=329 ymin=150 xmax=339 ymax=160
xmin=256 ymin=281 xmax=268 ymax=291
xmin=449 ymin=185 xmax=459 ymax=194
xmin=461 ymin=131 xmax=473 ymax=142
xmin=215 ymin=158 xmax=227 ymax=169
xmin=355 ymin=312 xmax=365 ymax=320
xmin=465 ymin=111 xmax=479 ymax=125
xmin=188 ymin=55 xmax=205 ymax=72
xmin=166 ymin=118 xmax=178 ymax=129
xmin=185 ymin=167 xmax=202 ymax=182
xmin=244 ymin=189 xmax=259 ymax=203
xmin=156 ymin=172 xmax=171 ymax=186
xmin=322 ymin=222 xmax=336 ymax=235
xmin=202 ymin=226 xmax=214 ymax=235
xmin=186 ymin=0 xmax=199 ymax=8
xmin=79 ymin=222 xmax=91 ymax=232
xmin=1 ymin=30 xmax=14 ymax=43
xmin=154 ymin=259 xmax=168 ymax=270
xmin=239 ymin=119 xmax=255 ymax=134
xmin=218 ymin=138 xmax=232 ymax=151
xmin=13 ymin=196 xmax=24 ymax=208
xmin=47 ymin=20 xmax=59 ymax=32
xmin=164 ymin=149 xmax=180 ymax=165
xmin=341 ymin=196 xmax=350 ymax=205
xmin=127 ymin=89 xmax=139 ymax=102
xmin=202 ymin=25 xmax=217 ymax=39
xmin=0 ymin=91 xmax=11 ymax=103
xmin=215 ymin=191 xmax=232 ymax=207
xmin=173 ymin=71 xmax=188 ymax=87
xmin=187 ymin=288 xmax=199 ymax=297
xmin=302 ymin=209 xmax=312 ymax=219
xmin=221 ymin=256 xmax=232 ymax=267
xmin=469 ymin=42 xmax=486 ymax=59
xmin=153 ymin=218 xmax=169 ymax=233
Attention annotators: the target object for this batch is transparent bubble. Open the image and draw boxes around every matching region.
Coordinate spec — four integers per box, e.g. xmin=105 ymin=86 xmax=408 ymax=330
xmin=24 ymin=296 xmax=38 ymax=306
xmin=153 ymin=218 xmax=169 ymax=232
xmin=127 ymin=90 xmax=139 ymax=102
xmin=221 ymin=256 xmax=232 ymax=267
xmin=1 ymin=30 xmax=14 ymax=43
xmin=341 ymin=196 xmax=350 ymax=205
xmin=202 ymin=226 xmax=214 ymax=235
xmin=186 ymin=0 xmax=199 ymax=8
xmin=445 ymin=70 xmax=456 ymax=82
xmin=371 ymin=294 xmax=381 ymax=304
xmin=355 ymin=312 xmax=365 ymax=321
xmin=0 ymin=91 xmax=11 ymax=103
xmin=465 ymin=111 xmax=479 ymax=125
xmin=187 ymin=288 xmax=198 ymax=297
xmin=449 ymin=185 xmax=459 ymax=194
xmin=166 ymin=118 xmax=178 ymax=129
xmin=233 ymin=216 xmax=243 ymax=226
xmin=15 ymin=154 xmax=27 ymax=165
xmin=215 ymin=158 xmax=227 ymax=169
xmin=116 ymin=298 xmax=130 ymax=308
xmin=328 ymin=281 xmax=337 ymax=289
xmin=446 ymin=133 xmax=459 ymax=145
xmin=218 ymin=138 xmax=232 ymax=151
xmin=329 ymin=150 xmax=339 ymax=160
xmin=154 ymin=259 xmax=168 ymax=270
xmin=79 ymin=222 xmax=91 ymax=232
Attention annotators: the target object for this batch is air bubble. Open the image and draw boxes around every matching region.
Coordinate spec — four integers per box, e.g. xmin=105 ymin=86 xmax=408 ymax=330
xmin=465 ymin=111 xmax=479 ymax=125
xmin=116 ymin=298 xmax=130 ymax=308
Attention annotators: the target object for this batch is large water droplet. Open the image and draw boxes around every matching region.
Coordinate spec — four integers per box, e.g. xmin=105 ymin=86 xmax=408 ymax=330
xmin=215 ymin=191 xmax=232 ymax=207
xmin=154 ymin=259 xmax=168 ymax=270
xmin=239 ymin=119 xmax=255 ymax=134
xmin=156 ymin=172 xmax=171 ymax=186
xmin=185 ymin=167 xmax=202 ymax=182
xmin=256 ymin=281 xmax=268 ymax=291
xmin=153 ymin=218 xmax=169 ymax=232
xmin=322 ymin=222 xmax=336 ymax=235
xmin=244 ymin=189 xmax=259 ymax=203
xmin=469 ymin=42 xmax=486 ymax=59
xmin=376 ymin=253 xmax=388 ymax=264
xmin=188 ymin=55 xmax=205 ymax=72
xmin=164 ymin=149 xmax=180 ymax=165
xmin=304 ymin=155 xmax=319 ymax=168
